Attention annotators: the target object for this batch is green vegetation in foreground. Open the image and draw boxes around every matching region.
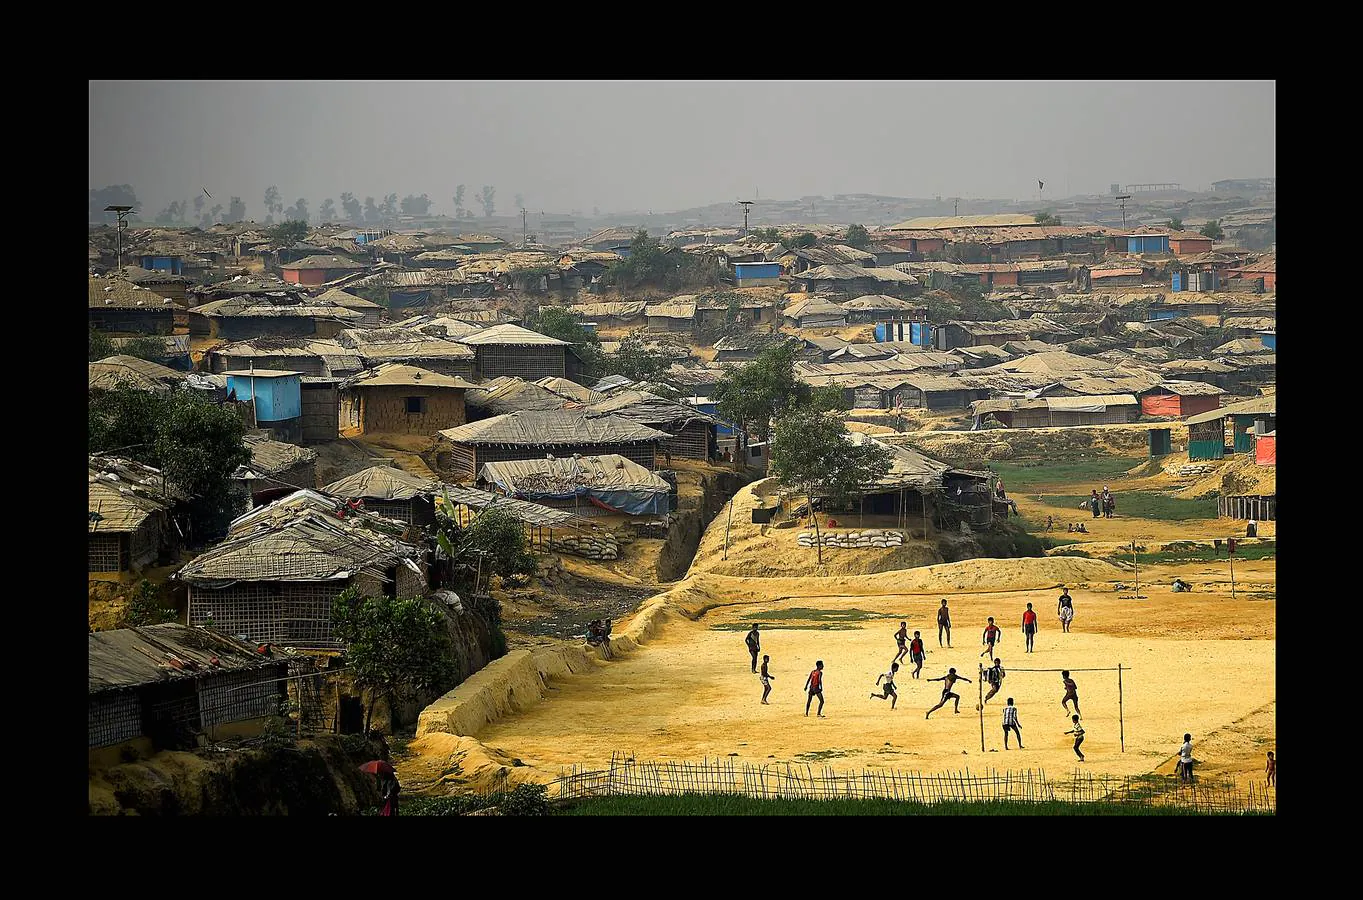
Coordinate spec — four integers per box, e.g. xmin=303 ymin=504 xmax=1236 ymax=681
xmin=989 ymin=458 xmax=1142 ymax=492
xmin=1054 ymin=540 xmax=1277 ymax=565
xmin=1045 ymin=492 xmax=1217 ymax=522
xmin=555 ymin=794 xmax=1269 ymax=816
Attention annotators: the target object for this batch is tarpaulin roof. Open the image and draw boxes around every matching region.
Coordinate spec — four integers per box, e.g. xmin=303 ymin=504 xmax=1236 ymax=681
xmin=89 ymin=355 xmax=184 ymax=393
xmin=458 ymin=323 xmax=568 ymax=346
xmin=533 ymin=377 xmax=606 ymax=403
xmin=439 ymin=410 xmax=670 ymax=446
xmin=1184 ymin=395 xmax=1276 ymax=426
xmin=341 ymin=363 xmax=477 ymax=390
xmin=847 ymin=432 xmax=950 ymax=490
xmin=479 ymin=454 xmax=669 ymax=495
xmin=322 ymin=465 xmax=437 ymax=501
xmin=584 ymin=390 xmax=719 ymax=428
xmin=89 ymin=625 xmax=285 ymax=694
xmin=436 ymin=485 xmax=585 ymax=527
xmin=465 ymin=377 xmax=574 ymax=415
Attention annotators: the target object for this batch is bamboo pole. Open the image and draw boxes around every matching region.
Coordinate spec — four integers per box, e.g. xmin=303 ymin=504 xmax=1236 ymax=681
xmin=1118 ymin=663 xmax=1126 ymax=752
xmin=978 ymin=664 xmax=985 ymax=752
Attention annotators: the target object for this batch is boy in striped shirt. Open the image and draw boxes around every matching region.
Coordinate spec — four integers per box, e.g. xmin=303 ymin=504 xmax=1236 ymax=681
xmin=1065 ymin=715 xmax=1086 ymax=761
xmin=1002 ymin=698 xmax=1023 ymax=749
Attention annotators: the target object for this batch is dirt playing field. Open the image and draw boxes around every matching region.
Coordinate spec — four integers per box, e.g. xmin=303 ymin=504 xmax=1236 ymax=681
xmin=402 ymin=445 xmax=1276 ymax=797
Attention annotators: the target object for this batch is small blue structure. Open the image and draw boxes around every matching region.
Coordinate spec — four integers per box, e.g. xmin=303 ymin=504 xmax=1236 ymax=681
xmin=734 ymin=262 xmax=781 ymax=287
xmin=1124 ymin=234 xmax=1169 ymax=254
xmin=1148 ymin=308 xmax=1177 ymax=321
xmin=1171 ymin=271 xmax=1183 ymax=292
xmin=874 ymin=321 xmax=933 ymax=345
xmin=1260 ymin=331 xmax=1276 ymax=351
xmin=693 ymin=400 xmax=737 ymax=437
xmin=136 ymin=254 xmax=183 ymax=275
xmin=225 ymin=370 xmax=302 ymax=423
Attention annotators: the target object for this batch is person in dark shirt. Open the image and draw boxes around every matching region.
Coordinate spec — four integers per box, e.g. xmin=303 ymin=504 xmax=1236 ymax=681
xmin=745 ymin=624 xmax=761 ymax=673
xmin=925 ymin=667 xmax=971 ymax=719
xmin=980 ymin=616 xmax=1001 ymax=658
xmin=804 ymin=661 xmax=826 ymax=718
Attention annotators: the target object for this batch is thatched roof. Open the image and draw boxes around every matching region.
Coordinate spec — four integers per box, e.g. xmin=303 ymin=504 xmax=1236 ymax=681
xmin=89 ymin=625 xmax=284 ymax=694
xmin=89 ymin=355 xmax=184 ymax=393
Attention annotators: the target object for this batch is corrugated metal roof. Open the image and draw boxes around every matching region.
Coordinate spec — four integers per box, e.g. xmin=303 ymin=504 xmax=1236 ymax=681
xmin=89 ymin=625 xmax=285 ymax=694
xmin=439 ymin=410 xmax=670 ymax=446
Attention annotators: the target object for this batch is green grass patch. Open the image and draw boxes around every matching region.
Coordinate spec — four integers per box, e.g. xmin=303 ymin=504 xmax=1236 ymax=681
xmin=1129 ymin=540 xmax=1276 ymax=566
xmin=991 ymin=458 xmax=1143 ymax=492
xmin=711 ymin=608 xmax=895 ymax=631
xmin=554 ymin=794 xmax=1268 ymax=816
xmin=1047 ymin=492 xmax=1217 ymax=522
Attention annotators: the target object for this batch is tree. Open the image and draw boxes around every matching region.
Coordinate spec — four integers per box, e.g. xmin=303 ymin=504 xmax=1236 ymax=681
xmin=227 ymin=196 xmax=247 ymax=222
xmin=88 ymin=386 xmax=251 ymax=538
xmin=363 ymin=196 xmax=380 ymax=224
xmin=156 ymin=201 xmax=183 ymax=224
xmin=400 ymin=193 xmax=432 ymax=216
xmin=209 ymin=203 xmax=223 ymax=223
xmin=527 ymin=306 xmax=601 ymax=359
xmin=270 ymin=219 xmax=310 ymax=246
xmin=263 ymin=185 xmax=282 ymax=220
xmin=752 ymin=227 xmax=781 ymax=243
xmin=787 ymin=232 xmax=817 ymax=249
xmin=1034 ymin=211 xmax=1062 ymax=226
xmin=89 ymin=185 xmax=140 ymax=222
xmin=318 ymin=198 xmax=337 ymax=223
xmin=193 ymin=194 xmax=205 ymax=218
xmin=119 ymin=334 xmax=170 ymax=364
xmin=480 ymin=185 xmax=496 ymax=218
xmin=340 ymin=192 xmax=362 ymax=224
xmin=453 ymin=185 xmax=466 ymax=217
xmin=597 ymin=331 xmax=674 ymax=383
xmin=1167 ymin=217 xmax=1184 ymax=231
xmin=380 ymin=193 xmax=398 ymax=222
xmin=283 ymin=198 xmax=309 ymax=223
xmin=1200 ymin=219 xmax=1224 ymax=241
xmin=769 ymin=407 xmax=892 ymax=563
xmin=464 ymin=507 xmax=537 ymax=579
xmin=89 ymin=326 xmax=116 ymax=362
xmin=330 ymin=588 xmax=458 ymax=732
xmin=712 ymin=341 xmax=808 ymax=442
xmin=844 ymin=223 xmax=871 ymax=249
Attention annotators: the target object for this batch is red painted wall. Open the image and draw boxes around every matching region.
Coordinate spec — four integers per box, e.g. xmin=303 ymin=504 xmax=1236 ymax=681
xmin=1255 ymin=434 xmax=1275 ymax=466
xmin=282 ymin=268 xmax=328 ymax=286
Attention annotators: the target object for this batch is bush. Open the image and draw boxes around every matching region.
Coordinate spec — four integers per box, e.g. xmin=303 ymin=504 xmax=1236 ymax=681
xmin=406 ymin=782 xmax=550 ymax=816
xmin=466 ymin=507 xmax=537 ymax=579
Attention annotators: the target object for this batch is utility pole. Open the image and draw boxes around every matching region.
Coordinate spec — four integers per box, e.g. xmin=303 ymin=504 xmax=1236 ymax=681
xmin=738 ymin=200 xmax=754 ymax=237
xmin=521 ymin=208 xmax=527 ymax=249
xmin=953 ymin=197 xmax=960 ymax=216
xmin=105 ymin=205 xmax=134 ymax=273
xmin=1116 ymin=194 xmax=1132 ymax=229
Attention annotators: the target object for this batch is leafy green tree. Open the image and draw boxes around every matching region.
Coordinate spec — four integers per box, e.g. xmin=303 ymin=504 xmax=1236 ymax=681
xmin=270 ymin=219 xmax=310 ymax=246
xmin=809 ymin=385 xmax=850 ymax=413
xmin=331 ymin=588 xmax=458 ymax=732
xmin=227 ymin=196 xmax=247 ymax=222
xmin=785 ymin=232 xmax=817 ymax=250
xmin=381 ymin=193 xmax=398 ymax=220
xmin=527 ymin=307 xmax=603 ymax=373
xmin=88 ymin=387 xmax=251 ymax=539
xmin=599 ymin=331 xmax=676 ymax=384
xmin=453 ymin=185 xmax=466 ymax=217
xmin=363 ymin=196 xmax=380 ymax=224
xmin=480 ymin=185 xmax=496 ymax=218
xmin=769 ymin=407 xmax=892 ymax=563
xmin=208 ymin=203 xmax=223 ymax=223
xmin=119 ymin=334 xmax=170 ymax=363
xmin=844 ymin=223 xmax=872 ymax=249
xmin=89 ymin=326 xmax=116 ymax=362
xmin=122 ymin=580 xmax=178 ymax=627
xmin=193 ymin=194 xmax=205 ymax=218
xmin=318 ymin=198 xmax=336 ymax=222
xmin=1034 ymin=211 xmax=1062 ymax=226
xmin=400 ymin=194 xmax=433 ymax=215
xmin=606 ymin=231 xmax=724 ymax=291
xmin=751 ymin=227 xmax=781 ymax=242
xmin=1200 ymin=219 xmax=1224 ymax=240
xmin=264 ymin=185 xmax=282 ymax=220
xmin=283 ymin=198 xmax=309 ymax=223
xmin=465 ymin=507 xmax=538 ymax=579
xmin=712 ymin=341 xmax=808 ymax=442
xmin=1167 ymin=217 xmax=1184 ymax=231
xmin=156 ymin=201 xmax=184 ymax=224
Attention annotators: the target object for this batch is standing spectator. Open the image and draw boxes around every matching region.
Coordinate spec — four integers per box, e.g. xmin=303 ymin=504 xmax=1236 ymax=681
xmin=745 ymin=624 xmax=761 ymax=673
xmin=1021 ymin=602 xmax=1038 ymax=652
xmin=1002 ymin=698 xmax=1023 ymax=749
xmin=1178 ymin=733 xmax=1194 ymax=782
xmin=1266 ymin=751 xmax=1276 ymax=786
xmin=1057 ymin=587 xmax=1075 ymax=633
xmin=804 ymin=660 xmax=826 ymax=718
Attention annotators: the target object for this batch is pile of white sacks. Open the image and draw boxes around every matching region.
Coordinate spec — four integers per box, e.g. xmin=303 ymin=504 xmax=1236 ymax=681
xmin=797 ymin=529 xmax=906 ymax=550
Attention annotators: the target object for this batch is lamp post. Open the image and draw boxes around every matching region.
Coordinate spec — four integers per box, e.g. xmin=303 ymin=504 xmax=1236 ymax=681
xmin=105 ymin=205 xmax=134 ymax=273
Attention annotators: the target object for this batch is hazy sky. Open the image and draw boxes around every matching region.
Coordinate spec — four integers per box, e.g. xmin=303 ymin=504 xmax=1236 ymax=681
xmin=90 ymin=80 xmax=1274 ymax=218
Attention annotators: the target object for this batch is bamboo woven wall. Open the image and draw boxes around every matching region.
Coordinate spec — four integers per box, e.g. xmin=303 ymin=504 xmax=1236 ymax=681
xmin=476 ymin=345 xmax=565 ymax=379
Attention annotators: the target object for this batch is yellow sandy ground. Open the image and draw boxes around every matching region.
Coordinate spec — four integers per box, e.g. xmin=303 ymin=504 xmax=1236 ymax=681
xmin=464 ymin=566 xmax=1273 ymax=783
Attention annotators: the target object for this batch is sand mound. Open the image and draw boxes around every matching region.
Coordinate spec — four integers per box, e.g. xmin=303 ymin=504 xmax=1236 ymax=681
xmin=401 ymin=733 xmax=557 ymax=794
xmin=1176 ymin=453 xmax=1275 ymax=500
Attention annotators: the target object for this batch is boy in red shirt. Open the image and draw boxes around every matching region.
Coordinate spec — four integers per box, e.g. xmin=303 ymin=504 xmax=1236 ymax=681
xmin=909 ymin=631 xmax=926 ymax=679
xmin=980 ymin=616 xmax=1001 ymax=658
xmin=804 ymin=660 xmax=826 ymax=718
xmin=1021 ymin=603 xmax=1038 ymax=653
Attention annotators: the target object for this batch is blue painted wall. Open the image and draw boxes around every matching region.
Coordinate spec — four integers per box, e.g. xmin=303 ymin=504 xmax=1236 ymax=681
xmin=1148 ymin=308 xmax=1177 ymax=321
xmin=1261 ymin=333 xmax=1276 ymax=351
xmin=226 ymin=373 xmax=302 ymax=422
xmin=695 ymin=402 xmax=737 ymax=436
xmin=137 ymin=255 xmax=182 ymax=275
xmin=1171 ymin=271 xmax=1183 ymax=292
xmin=1126 ymin=235 xmax=1169 ymax=254
xmin=734 ymin=262 xmax=780 ymax=279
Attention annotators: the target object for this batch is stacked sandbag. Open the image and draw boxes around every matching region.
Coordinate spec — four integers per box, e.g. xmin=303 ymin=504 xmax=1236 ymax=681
xmin=796 ymin=529 xmax=907 ymax=550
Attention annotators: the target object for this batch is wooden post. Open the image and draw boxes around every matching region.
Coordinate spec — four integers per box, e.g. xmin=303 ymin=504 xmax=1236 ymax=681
xmin=1117 ymin=663 xmax=1125 ymax=752
xmin=1229 ymin=552 xmax=1236 ymax=600
xmin=1132 ymin=539 xmax=1139 ymax=598
xmin=723 ymin=498 xmax=733 ymax=560
xmin=978 ymin=664 xmax=985 ymax=752
xmin=810 ymin=492 xmax=822 ymax=565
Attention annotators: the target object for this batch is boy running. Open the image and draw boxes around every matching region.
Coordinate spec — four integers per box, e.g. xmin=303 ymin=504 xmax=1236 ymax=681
xmin=1002 ymin=698 xmax=1023 ymax=749
xmin=759 ymin=655 xmax=775 ymax=705
xmin=982 ymin=658 xmax=1005 ymax=704
xmin=1065 ymin=715 xmax=1086 ymax=761
xmin=1021 ymin=603 xmax=1038 ymax=652
xmin=980 ymin=616 xmax=1001 ymax=658
xmin=925 ymin=667 xmax=971 ymax=718
xmin=745 ymin=624 xmax=761 ymax=673
xmin=804 ymin=661 xmax=826 ymax=718
xmin=908 ymin=631 xmax=926 ymax=679
xmin=870 ymin=663 xmax=899 ymax=709
xmin=1060 ymin=671 xmax=1081 ymax=715
xmin=893 ymin=621 xmax=909 ymax=665
xmin=937 ymin=599 xmax=952 ymax=648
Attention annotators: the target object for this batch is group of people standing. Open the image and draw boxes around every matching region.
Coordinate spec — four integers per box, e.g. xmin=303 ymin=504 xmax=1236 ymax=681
xmin=1088 ymin=486 xmax=1116 ymax=519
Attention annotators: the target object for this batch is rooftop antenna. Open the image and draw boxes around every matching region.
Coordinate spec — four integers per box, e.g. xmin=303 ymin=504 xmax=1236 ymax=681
xmin=1115 ymin=194 xmax=1133 ymax=229
xmin=105 ymin=205 xmax=134 ymax=273
xmin=737 ymin=200 xmax=754 ymax=237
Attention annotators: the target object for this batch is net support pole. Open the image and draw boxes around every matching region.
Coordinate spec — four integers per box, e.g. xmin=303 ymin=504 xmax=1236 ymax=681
xmin=1118 ymin=663 xmax=1125 ymax=753
xmin=978 ymin=664 xmax=985 ymax=753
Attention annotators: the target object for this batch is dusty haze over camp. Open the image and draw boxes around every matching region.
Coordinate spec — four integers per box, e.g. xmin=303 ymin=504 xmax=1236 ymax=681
xmin=89 ymin=80 xmax=1275 ymax=220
